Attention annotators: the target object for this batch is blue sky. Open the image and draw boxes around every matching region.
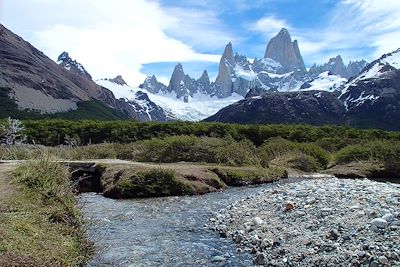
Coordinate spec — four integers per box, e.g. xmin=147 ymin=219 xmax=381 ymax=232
xmin=2 ymin=0 xmax=400 ymax=85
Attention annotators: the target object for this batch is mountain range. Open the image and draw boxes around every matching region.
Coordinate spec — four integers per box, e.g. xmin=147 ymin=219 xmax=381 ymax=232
xmin=1 ymin=23 xmax=399 ymax=130
xmin=139 ymin=28 xmax=368 ymax=101
xmin=206 ymin=48 xmax=400 ymax=130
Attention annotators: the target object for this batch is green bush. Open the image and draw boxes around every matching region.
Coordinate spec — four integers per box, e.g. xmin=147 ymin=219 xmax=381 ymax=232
xmin=287 ymin=153 xmax=321 ymax=172
xmin=335 ymin=141 xmax=400 ymax=170
xmin=258 ymin=137 xmax=330 ymax=169
xmin=132 ymin=135 xmax=259 ymax=166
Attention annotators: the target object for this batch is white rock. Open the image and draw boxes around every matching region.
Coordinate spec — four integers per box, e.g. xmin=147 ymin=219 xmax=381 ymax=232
xmin=370 ymin=218 xmax=388 ymax=229
xmin=382 ymin=213 xmax=394 ymax=222
xmin=253 ymin=216 xmax=264 ymax=225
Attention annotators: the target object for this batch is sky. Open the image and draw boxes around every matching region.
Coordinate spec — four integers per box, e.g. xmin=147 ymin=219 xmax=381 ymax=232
xmin=1 ymin=0 xmax=400 ymax=86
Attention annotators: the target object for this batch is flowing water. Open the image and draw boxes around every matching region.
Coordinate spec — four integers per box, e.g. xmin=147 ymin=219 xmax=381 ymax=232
xmin=79 ymin=183 xmax=282 ymax=267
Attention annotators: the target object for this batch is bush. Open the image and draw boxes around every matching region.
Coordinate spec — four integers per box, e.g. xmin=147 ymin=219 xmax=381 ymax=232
xmin=335 ymin=141 xmax=400 ymax=164
xmin=258 ymin=137 xmax=330 ymax=169
xmin=132 ymin=135 xmax=259 ymax=166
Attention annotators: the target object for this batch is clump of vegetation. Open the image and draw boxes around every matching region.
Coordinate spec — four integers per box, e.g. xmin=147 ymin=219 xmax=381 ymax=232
xmin=102 ymin=168 xmax=197 ymax=198
xmin=0 ymin=157 xmax=92 ymax=266
xmin=335 ymin=140 xmax=400 ymax=175
xmin=258 ymin=137 xmax=330 ymax=170
xmin=132 ymin=135 xmax=260 ymax=166
xmin=210 ymin=166 xmax=287 ymax=186
xmin=335 ymin=140 xmax=400 ymax=163
xmin=15 ymin=119 xmax=400 ymax=146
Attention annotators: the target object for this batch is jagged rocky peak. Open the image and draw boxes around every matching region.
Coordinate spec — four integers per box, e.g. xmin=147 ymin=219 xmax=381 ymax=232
xmin=264 ymin=28 xmax=306 ymax=72
xmin=309 ymin=55 xmax=369 ymax=79
xmin=108 ymin=75 xmax=127 ymax=86
xmin=57 ymin=51 xmax=92 ymax=80
xmin=214 ymin=42 xmax=237 ymax=98
xmin=347 ymin=60 xmax=369 ymax=78
xmin=222 ymin=42 xmax=235 ymax=66
xmin=139 ymin=74 xmax=167 ymax=94
xmin=168 ymin=63 xmax=186 ymax=92
xmin=197 ymin=70 xmax=213 ymax=94
xmin=168 ymin=63 xmax=198 ymax=101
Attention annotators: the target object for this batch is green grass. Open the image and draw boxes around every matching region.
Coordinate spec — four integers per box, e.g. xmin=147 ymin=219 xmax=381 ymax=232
xmin=210 ymin=166 xmax=287 ymax=186
xmin=0 ymin=157 xmax=92 ymax=266
xmin=102 ymin=168 xmax=197 ymax=198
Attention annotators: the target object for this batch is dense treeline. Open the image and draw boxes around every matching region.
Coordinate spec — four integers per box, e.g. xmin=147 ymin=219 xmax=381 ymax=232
xmin=1 ymin=119 xmax=399 ymax=146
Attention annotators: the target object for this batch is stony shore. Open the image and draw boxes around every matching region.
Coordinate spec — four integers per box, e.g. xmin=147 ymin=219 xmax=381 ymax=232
xmin=210 ymin=178 xmax=400 ymax=266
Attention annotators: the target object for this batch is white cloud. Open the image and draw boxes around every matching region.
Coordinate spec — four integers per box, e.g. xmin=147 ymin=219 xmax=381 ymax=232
xmin=2 ymin=0 xmax=227 ymax=85
xmin=250 ymin=15 xmax=289 ymax=38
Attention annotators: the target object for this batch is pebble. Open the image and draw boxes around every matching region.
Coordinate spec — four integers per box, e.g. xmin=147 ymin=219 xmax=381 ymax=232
xmin=370 ymin=218 xmax=388 ymax=229
xmin=378 ymin=255 xmax=389 ymax=264
xmin=381 ymin=213 xmax=394 ymax=222
xmin=210 ymin=178 xmax=400 ymax=267
xmin=212 ymin=256 xmax=226 ymax=262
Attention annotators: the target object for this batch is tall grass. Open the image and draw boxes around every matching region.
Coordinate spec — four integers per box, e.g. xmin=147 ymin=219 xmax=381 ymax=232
xmin=0 ymin=156 xmax=92 ymax=266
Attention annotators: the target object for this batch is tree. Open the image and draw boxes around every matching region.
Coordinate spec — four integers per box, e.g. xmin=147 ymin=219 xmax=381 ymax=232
xmin=0 ymin=117 xmax=27 ymax=145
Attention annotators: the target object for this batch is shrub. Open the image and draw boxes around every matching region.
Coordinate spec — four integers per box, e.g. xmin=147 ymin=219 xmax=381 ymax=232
xmin=132 ymin=135 xmax=259 ymax=166
xmin=335 ymin=141 xmax=400 ymax=164
xmin=258 ymin=137 xmax=330 ymax=169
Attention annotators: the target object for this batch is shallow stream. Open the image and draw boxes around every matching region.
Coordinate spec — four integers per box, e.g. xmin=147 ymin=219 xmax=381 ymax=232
xmin=79 ymin=183 xmax=282 ymax=267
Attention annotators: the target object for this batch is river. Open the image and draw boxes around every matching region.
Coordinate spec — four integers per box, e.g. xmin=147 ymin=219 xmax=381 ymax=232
xmin=79 ymin=182 xmax=285 ymax=267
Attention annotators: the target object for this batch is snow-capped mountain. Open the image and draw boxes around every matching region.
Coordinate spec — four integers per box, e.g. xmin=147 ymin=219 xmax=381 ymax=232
xmin=99 ymin=78 xmax=242 ymax=121
xmin=300 ymin=71 xmax=347 ymax=92
xmin=57 ymin=52 xmax=92 ymax=80
xmin=339 ymin=48 xmax=400 ymax=113
xmin=96 ymin=78 xmax=172 ymax=121
xmin=206 ymin=48 xmax=400 ymax=130
xmin=140 ymin=28 xmax=368 ymax=103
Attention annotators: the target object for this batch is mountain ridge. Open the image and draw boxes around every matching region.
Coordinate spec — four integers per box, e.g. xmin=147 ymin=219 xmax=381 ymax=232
xmin=140 ymin=28 xmax=369 ymax=102
xmin=205 ymin=48 xmax=400 ymax=130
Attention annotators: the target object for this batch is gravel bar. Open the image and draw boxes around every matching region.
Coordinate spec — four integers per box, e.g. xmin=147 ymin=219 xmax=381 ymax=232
xmin=210 ymin=178 xmax=400 ymax=266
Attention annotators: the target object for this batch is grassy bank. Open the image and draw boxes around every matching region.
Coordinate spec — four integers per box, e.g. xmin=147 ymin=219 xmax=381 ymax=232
xmin=0 ymin=158 xmax=91 ymax=266
xmin=99 ymin=163 xmax=287 ymax=199
xmin=1 ymin=135 xmax=399 ymax=178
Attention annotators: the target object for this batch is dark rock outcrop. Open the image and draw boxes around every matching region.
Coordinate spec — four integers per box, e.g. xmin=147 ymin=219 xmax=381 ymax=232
xmin=57 ymin=52 xmax=93 ymax=80
xmin=205 ymin=90 xmax=345 ymax=125
xmin=108 ymin=75 xmax=127 ymax=86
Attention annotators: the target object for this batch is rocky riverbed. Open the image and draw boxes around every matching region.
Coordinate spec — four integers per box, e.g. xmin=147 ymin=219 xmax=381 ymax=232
xmin=210 ymin=178 xmax=400 ymax=266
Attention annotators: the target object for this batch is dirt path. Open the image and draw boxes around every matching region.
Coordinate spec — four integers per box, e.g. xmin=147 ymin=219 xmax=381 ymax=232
xmin=0 ymin=163 xmax=18 ymax=211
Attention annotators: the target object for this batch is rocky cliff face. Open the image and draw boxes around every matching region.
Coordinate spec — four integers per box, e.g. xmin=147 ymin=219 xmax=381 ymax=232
xmin=264 ymin=28 xmax=306 ymax=72
xmin=108 ymin=75 xmax=127 ymax=86
xmin=309 ymin=56 xmax=368 ymax=79
xmin=205 ymin=90 xmax=345 ymax=125
xmin=0 ymin=23 xmax=168 ymax=121
xmin=347 ymin=60 xmax=369 ymax=78
xmin=205 ymin=48 xmax=400 ymax=131
xmin=57 ymin=52 xmax=92 ymax=80
xmin=214 ymin=43 xmax=236 ymax=98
